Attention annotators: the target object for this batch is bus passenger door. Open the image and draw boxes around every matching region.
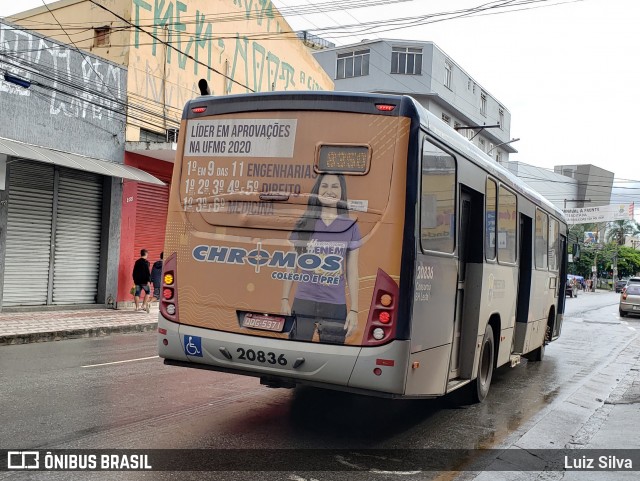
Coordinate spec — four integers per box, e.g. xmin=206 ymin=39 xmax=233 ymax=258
xmin=516 ymin=215 xmax=533 ymax=322
xmin=514 ymin=214 xmax=533 ymax=352
xmin=449 ymin=192 xmax=471 ymax=378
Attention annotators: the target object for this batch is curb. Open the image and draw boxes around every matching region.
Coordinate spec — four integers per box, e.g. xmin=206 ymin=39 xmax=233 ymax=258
xmin=0 ymin=322 xmax=158 ymax=346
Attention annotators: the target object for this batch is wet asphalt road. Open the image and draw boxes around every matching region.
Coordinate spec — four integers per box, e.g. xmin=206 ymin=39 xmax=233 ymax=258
xmin=0 ymin=291 xmax=635 ymax=481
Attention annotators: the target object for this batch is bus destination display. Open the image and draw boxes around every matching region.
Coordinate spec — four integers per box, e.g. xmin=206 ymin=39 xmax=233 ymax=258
xmin=317 ymin=145 xmax=370 ymax=174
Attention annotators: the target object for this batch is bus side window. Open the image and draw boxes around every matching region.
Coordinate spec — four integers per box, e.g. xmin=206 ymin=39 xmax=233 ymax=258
xmin=497 ymin=186 xmax=517 ymax=264
xmin=535 ymin=209 xmax=549 ymax=269
xmin=485 ymin=178 xmax=497 ymax=261
xmin=549 ymin=217 xmax=559 ymax=271
xmin=420 ymin=139 xmax=456 ymax=253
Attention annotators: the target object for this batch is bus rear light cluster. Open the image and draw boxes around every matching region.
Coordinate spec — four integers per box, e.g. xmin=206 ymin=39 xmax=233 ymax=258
xmin=159 ymin=252 xmax=179 ymax=323
xmin=362 ymin=268 xmax=399 ymax=346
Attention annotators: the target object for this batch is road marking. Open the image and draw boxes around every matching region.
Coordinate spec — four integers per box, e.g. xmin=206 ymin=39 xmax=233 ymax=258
xmin=628 ymin=326 xmax=636 ymax=331
xmin=81 ymin=356 xmax=159 ymax=368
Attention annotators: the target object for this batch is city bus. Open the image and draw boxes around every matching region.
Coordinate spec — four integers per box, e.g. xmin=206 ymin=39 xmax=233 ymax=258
xmin=158 ymin=90 xmax=568 ymax=402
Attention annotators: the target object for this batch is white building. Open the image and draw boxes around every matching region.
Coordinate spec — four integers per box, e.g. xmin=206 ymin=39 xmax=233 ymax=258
xmin=313 ymin=39 xmax=517 ymax=163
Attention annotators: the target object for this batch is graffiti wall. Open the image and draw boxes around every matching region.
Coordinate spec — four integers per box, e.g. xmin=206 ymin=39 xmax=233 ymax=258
xmin=127 ymin=0 xmax=333 ymax=134
xmin=0 ymin=21 xmax=127 ymax=162
xmin=8 ymin=0 xmax=333 ymax=139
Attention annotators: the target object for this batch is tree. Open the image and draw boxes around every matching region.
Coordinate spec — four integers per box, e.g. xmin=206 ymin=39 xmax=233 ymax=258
xmin=615 ymin=246 xmax=640 ymax=278
xmin=606 ymin=220 xmax=640 ymax=246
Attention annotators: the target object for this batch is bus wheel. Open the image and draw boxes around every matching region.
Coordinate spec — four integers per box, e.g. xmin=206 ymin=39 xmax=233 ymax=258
xmin=472 ymin=324 xmax=495 ymax=403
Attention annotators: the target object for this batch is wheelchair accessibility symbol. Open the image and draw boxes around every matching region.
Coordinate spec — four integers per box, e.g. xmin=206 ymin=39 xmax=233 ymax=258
xmin=184 ymin=335 xmax=203 ymax=357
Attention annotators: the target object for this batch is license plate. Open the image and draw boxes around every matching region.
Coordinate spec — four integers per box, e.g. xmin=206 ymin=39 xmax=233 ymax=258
xmin=633 ymin=305 xmax=640 ymax=311
xmin=242 ymin=313 xmax=285 ymax=332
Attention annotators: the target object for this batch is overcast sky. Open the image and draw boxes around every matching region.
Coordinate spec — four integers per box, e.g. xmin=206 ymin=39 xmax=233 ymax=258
xmin=2 ymin=0 xmax=639 ymax=209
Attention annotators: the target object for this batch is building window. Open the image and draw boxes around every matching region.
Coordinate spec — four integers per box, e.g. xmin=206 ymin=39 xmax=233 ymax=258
xmin=94 ymin=26 xmax=111 ymax=47
xmin=444 ymin=61 xmax=453 ymax=89
xmin=479 ymin=138 xmax=486 ymax=152
xmin=480 ymin=92 xmax=487 ymax=116
xmin=441 ymin=113 xmax=451 ymax=125
xmin=496 ymin=151 xmax=503 ymax=163
xmin=391 ymin=47 xmax=422 ymax=75
xmin=467 ymin=78 xmax=471 ymax=90
xmin=139 ymin=128 xmax=166 ymax=143
xmin=336 ymin=49 xmax=370 ymax=79
xmin=499 ymin=108 xmax=504 ymax=130
xmin=454 ymin=121 xmax=461 ymax=131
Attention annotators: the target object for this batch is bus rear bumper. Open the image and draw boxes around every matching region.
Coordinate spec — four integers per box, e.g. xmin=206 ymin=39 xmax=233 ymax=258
xmin=157 ymin=315 xmax=410 ymax=395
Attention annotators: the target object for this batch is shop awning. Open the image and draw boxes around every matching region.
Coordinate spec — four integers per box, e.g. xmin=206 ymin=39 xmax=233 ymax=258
xmin=0 ymin=137 xmax=164 ymax=185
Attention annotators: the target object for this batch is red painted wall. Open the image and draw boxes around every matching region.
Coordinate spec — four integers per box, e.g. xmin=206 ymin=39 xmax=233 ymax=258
xmin=117 ymin=152 xmax=173 ymax=303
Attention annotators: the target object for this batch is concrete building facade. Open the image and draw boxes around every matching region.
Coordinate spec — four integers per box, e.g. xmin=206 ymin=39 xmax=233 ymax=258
xmin=312 ymin=39 xmax=517 ymax=163
xmin=554 ymin=164 xmax=614 ymax=208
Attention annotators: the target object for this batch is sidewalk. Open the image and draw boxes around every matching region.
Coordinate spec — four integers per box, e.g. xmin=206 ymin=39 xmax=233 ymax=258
xmin=0 ymin=305 xmax=158 ymax=346
xmin=464 ymin=327 xmax=640 ymax=480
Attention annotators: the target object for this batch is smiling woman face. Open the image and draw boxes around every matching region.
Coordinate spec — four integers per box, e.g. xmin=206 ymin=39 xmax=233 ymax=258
xmin=318 ymin=174 xmax=342 ymax=207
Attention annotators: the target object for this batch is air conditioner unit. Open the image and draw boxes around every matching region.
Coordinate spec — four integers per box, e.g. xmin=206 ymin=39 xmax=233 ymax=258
xmin=166 ymin=128 xmax=179 ymax=143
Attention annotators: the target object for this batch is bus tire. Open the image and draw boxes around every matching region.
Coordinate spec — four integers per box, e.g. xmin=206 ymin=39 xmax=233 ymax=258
xmin=472 ymin=324 xmax=495 ymax=403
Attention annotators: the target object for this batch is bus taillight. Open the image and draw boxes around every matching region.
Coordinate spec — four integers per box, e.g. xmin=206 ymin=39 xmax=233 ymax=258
xmin=363 ymin=268 xmax=399 ymax=346
xmin=375 ymin=104 xmax=396 ymax=112
xmin=160 ymin=252 xmax=179 ymax=323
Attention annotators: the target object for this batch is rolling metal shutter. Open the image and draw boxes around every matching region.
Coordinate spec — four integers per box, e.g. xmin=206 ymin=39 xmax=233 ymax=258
xmin=3 ymin=161 xmax=55 ymax=306
xmin=52 ymin=168 xmax=103 ymax=305
xmin=133 ymin=182 xmax=170 ymax=263
xmin=3 ymin=162 xmax=103 ymax=306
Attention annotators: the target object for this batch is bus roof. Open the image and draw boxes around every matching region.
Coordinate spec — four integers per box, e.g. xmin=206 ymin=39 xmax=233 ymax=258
xmin=183 ymin=91 xmax=566 ymax=224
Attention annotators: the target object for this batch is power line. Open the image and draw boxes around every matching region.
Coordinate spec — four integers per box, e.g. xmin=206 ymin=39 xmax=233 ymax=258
xmin=87 ymin=0 xmax=253 ymax=92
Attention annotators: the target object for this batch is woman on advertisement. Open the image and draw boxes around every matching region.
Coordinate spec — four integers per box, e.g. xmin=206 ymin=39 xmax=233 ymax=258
xmin=281 ymin=173 xmax=361 ymax=344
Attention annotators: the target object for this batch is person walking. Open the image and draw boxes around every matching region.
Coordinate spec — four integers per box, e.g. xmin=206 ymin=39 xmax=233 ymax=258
xmin=132 ymin=249 xmax=151 ymax=312
xmin=147 ymin=252 xmax=164 ymax=310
